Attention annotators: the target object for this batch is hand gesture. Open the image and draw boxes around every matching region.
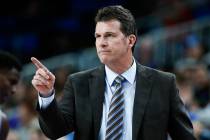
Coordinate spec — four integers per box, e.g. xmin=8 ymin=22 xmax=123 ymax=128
xmin=31 ymin=57 xmax=55 ymax=97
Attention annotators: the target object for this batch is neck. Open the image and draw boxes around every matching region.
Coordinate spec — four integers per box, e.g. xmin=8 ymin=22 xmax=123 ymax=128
xmin=107 ymin=56 xmax=133 ymax=74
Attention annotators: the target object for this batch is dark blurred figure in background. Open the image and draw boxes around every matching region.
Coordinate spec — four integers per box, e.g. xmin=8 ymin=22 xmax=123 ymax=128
xmin=0 ymin=51 xmax=22 ymax=140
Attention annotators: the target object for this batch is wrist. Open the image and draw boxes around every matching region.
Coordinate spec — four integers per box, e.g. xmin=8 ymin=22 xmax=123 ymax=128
xmin=39 ymin=89 xmax=54 ymax=98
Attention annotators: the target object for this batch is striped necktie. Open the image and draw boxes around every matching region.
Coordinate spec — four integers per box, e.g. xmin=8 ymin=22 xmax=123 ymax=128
xmin=105 ymin=75 xmax=125 ymax=140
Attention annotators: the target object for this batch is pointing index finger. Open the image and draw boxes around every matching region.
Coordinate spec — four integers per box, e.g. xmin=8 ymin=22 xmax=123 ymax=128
xmin=31 ymin=57 xmax=48 ymax=70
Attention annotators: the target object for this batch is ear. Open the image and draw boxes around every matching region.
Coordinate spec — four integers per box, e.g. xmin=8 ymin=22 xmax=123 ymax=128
xmin=128 ymin=34 xmax=136 ymax=48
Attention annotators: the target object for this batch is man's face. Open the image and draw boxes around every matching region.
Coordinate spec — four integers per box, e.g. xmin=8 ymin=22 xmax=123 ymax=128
xmin=95 ymin=20 xmax=133 ymax=66
xmin=0 ymin=68 xmax=20 ymax=104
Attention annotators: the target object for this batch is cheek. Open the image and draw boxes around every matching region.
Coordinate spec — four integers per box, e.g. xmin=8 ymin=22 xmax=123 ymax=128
xmin=95 ymin=38 xmax=101 ymax=45
xmin=95 ymin=41 xmax=101 ymax=50
xmin=96 ymin=47 xmax=100 ymax=54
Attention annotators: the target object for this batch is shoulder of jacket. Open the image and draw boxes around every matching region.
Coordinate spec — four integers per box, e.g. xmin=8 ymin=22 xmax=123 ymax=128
xmin=68 ymin=66 xmax=103 ymax=80
xmin=140 ymin=65 xmax=175 ymax=80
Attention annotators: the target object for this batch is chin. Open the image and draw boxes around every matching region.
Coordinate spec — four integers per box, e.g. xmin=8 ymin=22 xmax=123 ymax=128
xmin=99 ymin=57 xmax=110 ymax=65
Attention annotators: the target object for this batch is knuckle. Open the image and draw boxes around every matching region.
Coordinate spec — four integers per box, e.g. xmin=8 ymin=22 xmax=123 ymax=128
xmin=34 ymin=75 xmax=38 ymax=80
xmin=32 ymin=79 xmax=36 ymax=86
xmin=36 ymin=69 xmax=42 ymax=74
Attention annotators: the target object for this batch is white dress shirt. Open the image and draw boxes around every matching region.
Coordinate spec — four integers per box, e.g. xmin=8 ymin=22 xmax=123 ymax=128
xmin=99 ymin=60 xmax=136 ymax=140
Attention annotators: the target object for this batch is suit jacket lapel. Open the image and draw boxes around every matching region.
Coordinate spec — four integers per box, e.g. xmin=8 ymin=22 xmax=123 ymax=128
xmin=132 ymin=64 xmax=153 ymax=140
xmin=89 ymin=65 xmax=105 ymax=140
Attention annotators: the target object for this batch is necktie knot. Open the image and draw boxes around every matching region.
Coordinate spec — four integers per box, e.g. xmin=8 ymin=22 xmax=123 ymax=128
xmin=113 ymin=75 xmax=125 ymax=87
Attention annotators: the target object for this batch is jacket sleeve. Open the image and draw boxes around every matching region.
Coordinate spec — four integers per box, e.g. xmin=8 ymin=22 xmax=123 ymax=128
xmin=37 ymin=75 xmax=75 ymax=139
xmin=168 ymin=75 xmax=196 ymax=140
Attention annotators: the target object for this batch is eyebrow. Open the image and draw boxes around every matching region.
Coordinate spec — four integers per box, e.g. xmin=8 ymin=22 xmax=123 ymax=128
xmin=95 ymin=31 xmax=116 ymax=36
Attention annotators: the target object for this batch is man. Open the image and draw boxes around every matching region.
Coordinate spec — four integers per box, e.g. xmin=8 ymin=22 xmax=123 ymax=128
xmin=31 ymin=5 xmax=195 ymax=140
xmin=0 ymin=51 xmax=22 ymax=140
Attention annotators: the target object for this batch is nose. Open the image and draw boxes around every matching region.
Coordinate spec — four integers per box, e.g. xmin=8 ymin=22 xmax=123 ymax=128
xmin=98 ymin=37 xmax=108 ymax=48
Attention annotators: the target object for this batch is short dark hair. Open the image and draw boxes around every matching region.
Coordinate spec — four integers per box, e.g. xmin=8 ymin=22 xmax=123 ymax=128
xmin=95 ymin=5 xmax=137 ymax=52
xmin=0 ymin=51 xmax=22 ymax=71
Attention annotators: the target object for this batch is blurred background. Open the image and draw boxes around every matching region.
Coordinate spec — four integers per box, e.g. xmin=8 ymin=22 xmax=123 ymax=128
xmin=0 ymin=0 xmax=210 ymax=139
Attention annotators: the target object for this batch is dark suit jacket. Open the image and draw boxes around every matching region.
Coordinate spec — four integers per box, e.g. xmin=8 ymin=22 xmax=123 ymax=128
xmin=38 ymin=63 xmax=195 ymax=140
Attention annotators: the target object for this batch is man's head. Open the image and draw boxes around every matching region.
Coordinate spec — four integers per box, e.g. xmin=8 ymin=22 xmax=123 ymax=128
xmin=95 ymin=5 xmax=137 ymax=52
xmin=94 ymin=5 xmax=137 ymax=71
xmin=0 ymin=51 xmax=22 ymax=104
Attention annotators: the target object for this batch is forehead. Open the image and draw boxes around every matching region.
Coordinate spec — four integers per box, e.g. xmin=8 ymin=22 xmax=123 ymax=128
xmin=95 ymin=20 xmax=122 ymax=34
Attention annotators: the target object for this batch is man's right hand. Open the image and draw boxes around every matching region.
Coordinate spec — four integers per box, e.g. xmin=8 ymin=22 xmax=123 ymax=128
xmin=31 ymin=57 xmax=55 ymax=97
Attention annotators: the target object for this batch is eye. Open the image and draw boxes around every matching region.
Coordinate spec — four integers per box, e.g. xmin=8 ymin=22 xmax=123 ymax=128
xmin=95 ymin=34 xmax=100 ymax=38
xmin=8 ymin=77 xmax=18 ymax=86
xmin=105 ymin=33 xmax=113 ymax=37
xmin=10 ymin=79 xmax=18 ymax=86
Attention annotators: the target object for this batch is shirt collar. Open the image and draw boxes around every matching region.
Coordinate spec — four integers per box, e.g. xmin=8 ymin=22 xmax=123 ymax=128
xmin=105 ymin=59 xmax=136 ymax=86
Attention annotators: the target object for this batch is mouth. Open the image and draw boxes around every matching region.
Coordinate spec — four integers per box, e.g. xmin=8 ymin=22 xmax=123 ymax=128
xmin=99 ymin=50 xmax=111 ymax=54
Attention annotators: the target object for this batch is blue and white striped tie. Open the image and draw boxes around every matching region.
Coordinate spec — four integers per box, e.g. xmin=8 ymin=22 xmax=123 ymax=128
xmin=105 ymin=75 xmax=125 ymax=140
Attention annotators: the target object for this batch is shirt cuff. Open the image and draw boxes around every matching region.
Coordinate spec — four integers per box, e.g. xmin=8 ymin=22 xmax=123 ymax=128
xmin=38 ymin=91 xmax=55 ymax=109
